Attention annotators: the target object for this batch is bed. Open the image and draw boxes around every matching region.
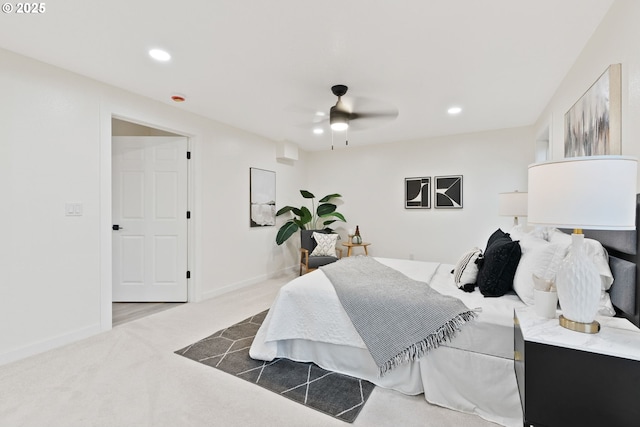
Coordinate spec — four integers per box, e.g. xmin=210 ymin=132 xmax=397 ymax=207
xmin=250 ymin=196 xmax=640 ymax=427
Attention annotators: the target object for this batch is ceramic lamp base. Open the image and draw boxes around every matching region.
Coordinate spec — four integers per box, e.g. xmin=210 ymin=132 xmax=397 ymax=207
xmin=559 ymin=315 xmax=600 ymax=334
xmin=555 ymin=233 xmax=601 ymax=325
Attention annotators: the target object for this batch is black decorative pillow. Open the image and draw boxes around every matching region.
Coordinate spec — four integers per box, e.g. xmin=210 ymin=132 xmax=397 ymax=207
xmin=476 ymin=235 xmax=521 ymax=297
xmin=484 ymin=228 xmax=510 ymax=252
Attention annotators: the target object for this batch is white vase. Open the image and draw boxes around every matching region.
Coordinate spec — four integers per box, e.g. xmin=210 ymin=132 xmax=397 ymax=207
xmin=555 ymin=233 xmax=601 ymax=324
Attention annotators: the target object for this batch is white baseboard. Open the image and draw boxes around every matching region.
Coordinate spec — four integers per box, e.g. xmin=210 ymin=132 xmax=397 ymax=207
xmin=0 ymin=323 xmax=102 ymax=367
xmin=0 ymin=266 xmax=298 ymax=366
xmin=200 ymin=265 xmax=297 ymax=301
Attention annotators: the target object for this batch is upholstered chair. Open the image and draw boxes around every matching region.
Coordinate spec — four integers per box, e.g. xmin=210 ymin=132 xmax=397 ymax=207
xmin=299 ymin=229 xmax=342 ymax=275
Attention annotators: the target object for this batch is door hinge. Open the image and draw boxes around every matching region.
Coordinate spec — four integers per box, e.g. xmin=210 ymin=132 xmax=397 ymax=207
xmin=186 ymin=211 xmax=191 ymax=219
xmin=186 ymin=151 xmax=191 ymax=159
xmin=186 ymin=271 xmax=191 ymax=279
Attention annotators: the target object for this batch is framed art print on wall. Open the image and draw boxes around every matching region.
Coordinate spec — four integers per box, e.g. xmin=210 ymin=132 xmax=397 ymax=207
xmin=405 ymin=177 xmax=431 ymax=209
xmin=249 ymin=167 xmax=276 ymax=227
xmin=434 ymin=175 xmax=463 ymax=209
xmin=564 ymin=63 xmax=621 ymax=157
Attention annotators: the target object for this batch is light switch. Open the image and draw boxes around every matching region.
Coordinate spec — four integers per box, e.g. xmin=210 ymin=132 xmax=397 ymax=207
xmin=65 ymin=202 xmax=83 ymax=216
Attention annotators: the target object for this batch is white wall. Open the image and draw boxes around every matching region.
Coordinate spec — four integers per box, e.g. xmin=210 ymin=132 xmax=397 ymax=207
xmin=112 ymin=118 xmax=180 ymax=136
xmin=1 ymin=49 xmax=104 ymax=363
xmin=0 ymin=48 xmax=306 ymax=364
xmin=305 ymin=127 xmax=535 ymax=264
xmin=535 ymin=0 xmax=640 ymax=185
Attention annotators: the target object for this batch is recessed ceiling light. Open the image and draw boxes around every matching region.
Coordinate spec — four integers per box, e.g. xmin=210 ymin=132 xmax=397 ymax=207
xmin=448 ymin=107 xmax=462 ymax=115
xmin=313 ymin=128 xmax=324 ymax=135
xmin=149 ymin=48 xmax=171 ymax=62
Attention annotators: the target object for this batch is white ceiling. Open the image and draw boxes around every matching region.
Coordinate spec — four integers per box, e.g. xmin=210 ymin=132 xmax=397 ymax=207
xmin=0 ymin=0 xmax=614 ymax=151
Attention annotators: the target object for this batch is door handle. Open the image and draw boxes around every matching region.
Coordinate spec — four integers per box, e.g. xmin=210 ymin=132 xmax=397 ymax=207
xmin=112 ymin=224 xmax=124 ymax=231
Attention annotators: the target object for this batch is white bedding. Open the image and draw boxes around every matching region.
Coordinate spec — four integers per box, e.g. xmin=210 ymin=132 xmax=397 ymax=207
xmin=249 ymin=257 xmax=525 ymax=426
xmin=429 ymin=263 xmax=524 ymax=359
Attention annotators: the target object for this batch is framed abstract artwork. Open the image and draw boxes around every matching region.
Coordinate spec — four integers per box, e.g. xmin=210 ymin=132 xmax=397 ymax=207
xmin=564 ymin=63 xmax=621 ymax=157
xmin=405 ymin=177 xmax=431 ymax=209
xmin=249 ymin=167 xmax=276 ymax=227
xmin=434 ymin=175 xmax=463 ymax=209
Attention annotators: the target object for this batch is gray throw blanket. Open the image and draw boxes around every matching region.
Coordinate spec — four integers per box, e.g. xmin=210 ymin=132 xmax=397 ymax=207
xmin=320 ymin=257 xmax=476 ymax=376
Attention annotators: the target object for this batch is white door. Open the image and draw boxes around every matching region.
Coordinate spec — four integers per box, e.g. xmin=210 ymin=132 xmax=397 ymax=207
xmin=112 ymin=136 xmax=189 ymax=302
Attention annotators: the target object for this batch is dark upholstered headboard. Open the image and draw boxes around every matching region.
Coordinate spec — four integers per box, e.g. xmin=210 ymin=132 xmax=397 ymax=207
xmin=579 ymin=194 xmax=640 ymax=328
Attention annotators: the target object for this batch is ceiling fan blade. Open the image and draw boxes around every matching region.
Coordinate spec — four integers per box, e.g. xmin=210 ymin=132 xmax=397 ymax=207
xmin=348 ymin=95 xmax=398 ymax=128
xmin=285 ymin=104 xmax=324 ymax=116
xmin=348 ymin=109 xmax=398 ymax=131
xmin=293 ymin=118 xmax=328 ymax=130
xmin=284 ymin=103 xmax=329 ymax=128
xmin=351 ymin=110 xmax=399 ymax=120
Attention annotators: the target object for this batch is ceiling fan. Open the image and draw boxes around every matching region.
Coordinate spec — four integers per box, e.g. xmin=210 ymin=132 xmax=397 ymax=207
xmin=328 ymin=84 xmax=398 ymax=132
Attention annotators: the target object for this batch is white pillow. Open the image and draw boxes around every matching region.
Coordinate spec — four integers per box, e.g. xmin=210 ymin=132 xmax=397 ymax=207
xmin=580 ymin=238 xmax=615 ymax=316
xmin=581 ymin=238 xmax=614 ymax=290
xmin=598 ymin=290 xmax=616 ymax=316
xmin=452 ymin=247 xmax=482 ymax=289
xmin=513 ymin=238 xmax=567 ymax=305
xmin=310 ymin=232 xmax=338 ymax=257
xmin=546 ymin=228 xmax=571 ymax=244
xmin=510 ymin=225 xmax=555 ymax=242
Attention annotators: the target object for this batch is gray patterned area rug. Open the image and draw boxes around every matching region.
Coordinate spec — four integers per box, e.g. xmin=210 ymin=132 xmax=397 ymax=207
xmin=175 ymin=310 xmax=375 ymax=423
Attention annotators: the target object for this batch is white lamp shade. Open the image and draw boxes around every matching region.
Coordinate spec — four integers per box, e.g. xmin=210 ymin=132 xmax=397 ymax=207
xmin=528 ymin=156 xmax=637 ymax=230
xmin=499 ymin=192 xmax=528 ymax=217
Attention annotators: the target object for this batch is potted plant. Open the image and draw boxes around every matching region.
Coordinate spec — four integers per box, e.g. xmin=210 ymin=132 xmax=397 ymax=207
xmin=275 ymin=190 xmax=346 ymax=245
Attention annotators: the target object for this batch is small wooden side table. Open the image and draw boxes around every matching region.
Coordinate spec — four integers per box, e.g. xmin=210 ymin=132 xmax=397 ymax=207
xmin=342 ymin=242 xmax=371 ymax=256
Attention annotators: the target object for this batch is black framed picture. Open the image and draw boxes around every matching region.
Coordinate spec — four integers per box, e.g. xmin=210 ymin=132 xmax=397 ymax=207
xmin=405 ymin=177 xmax=431 ymax=209
xmin=434 ymin=175 xmax=463 ymax=209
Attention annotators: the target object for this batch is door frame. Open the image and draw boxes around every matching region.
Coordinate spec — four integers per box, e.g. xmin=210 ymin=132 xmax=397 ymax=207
xmin=99 ymin=109 xmax=200 ymax=330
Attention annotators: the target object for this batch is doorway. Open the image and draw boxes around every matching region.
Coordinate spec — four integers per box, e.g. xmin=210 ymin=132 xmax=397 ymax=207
xmin=112 ymin=302 xmax=184 ymax=327
xmin=111 ymin=119 xmax=189 ymax=312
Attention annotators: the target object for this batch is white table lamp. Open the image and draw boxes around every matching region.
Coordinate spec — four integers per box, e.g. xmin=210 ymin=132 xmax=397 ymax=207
xmin=499 ymin=191 xmax=528 ymax=226
xmin=528 ymin=155 xmax=637 ymax=333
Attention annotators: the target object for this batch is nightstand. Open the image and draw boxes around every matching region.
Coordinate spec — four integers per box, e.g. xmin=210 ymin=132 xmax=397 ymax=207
xmin=341 ymin=242 xmax=371 ymax=256
xmin=514 ymin=306 xmax=640 ymax=427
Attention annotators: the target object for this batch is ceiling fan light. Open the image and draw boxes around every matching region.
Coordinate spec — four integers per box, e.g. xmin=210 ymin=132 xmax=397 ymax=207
xmin=330 ymin=105 xmax=350 ymax=131
xmin=330 ymin=121 xmax=349 ymax=131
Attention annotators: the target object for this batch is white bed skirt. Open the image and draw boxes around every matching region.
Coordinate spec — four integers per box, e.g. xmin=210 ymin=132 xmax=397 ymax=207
xmin=253 ymin=336 xmax=522 ymax=427
xmin=420 ymin=346 xmax=522 ymax=427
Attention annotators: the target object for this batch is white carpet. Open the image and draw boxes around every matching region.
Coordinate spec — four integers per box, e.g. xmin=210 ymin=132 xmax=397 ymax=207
xmin=0 ymin=273 xmax=499 ymax=427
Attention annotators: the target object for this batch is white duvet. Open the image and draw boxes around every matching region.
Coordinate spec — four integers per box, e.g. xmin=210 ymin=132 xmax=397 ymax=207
xmin=249 ymin=257 xmax=525 ymax=427
xmin=251 ymin=258 xmax=440 ymax=356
